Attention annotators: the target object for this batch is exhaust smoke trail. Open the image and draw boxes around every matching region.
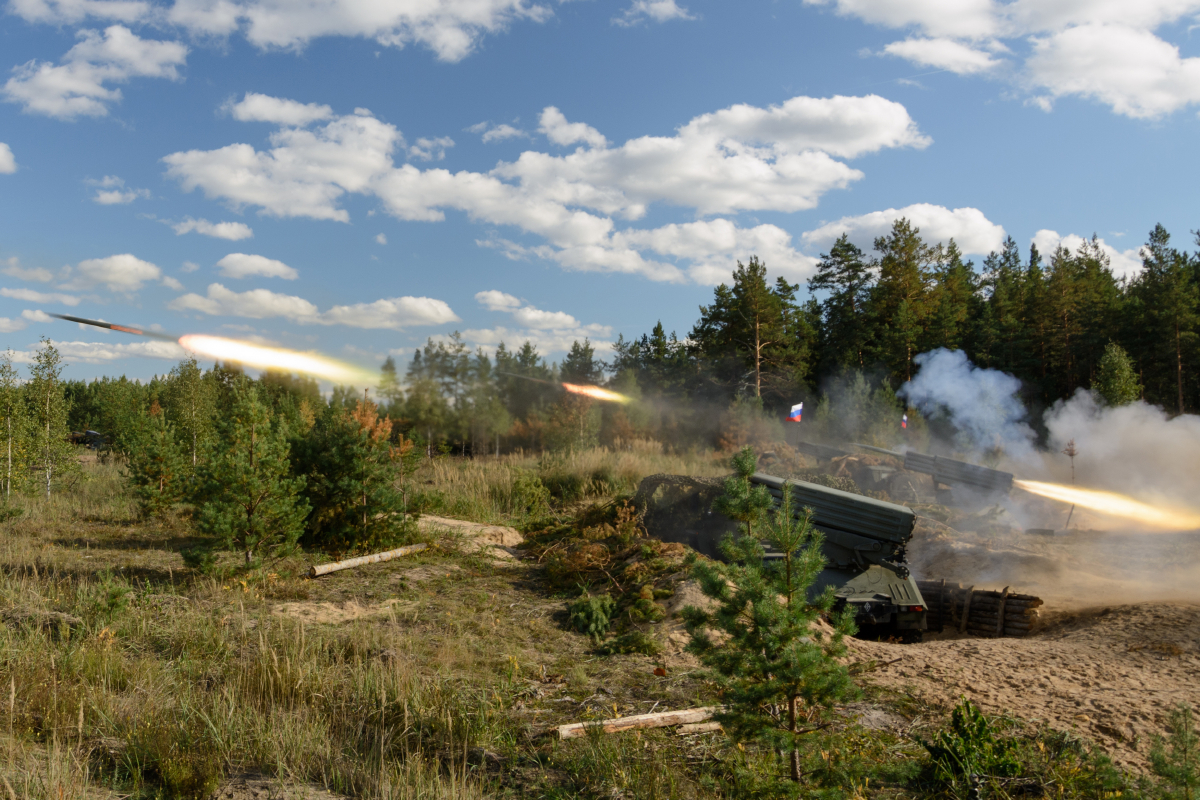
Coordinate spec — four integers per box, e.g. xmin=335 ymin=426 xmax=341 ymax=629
xmin=561 ymin=382 xmax=630 ymax=404
xmin=498 ymin=371 xmax=631 ymax=404
xmin=51 ymin=314 xmax=372 ymax=383
xmin=1014 ymin=479 xmax=1200 ymax=531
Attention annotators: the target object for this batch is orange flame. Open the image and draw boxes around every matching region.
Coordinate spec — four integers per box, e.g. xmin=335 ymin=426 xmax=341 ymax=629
xmin=561 ymin=382 xmax=630 ymax=404
xmin=178 ymin=334 xmax=373 ymax=383
xmin=1014 ymin=479 xmax=1200 ymax=531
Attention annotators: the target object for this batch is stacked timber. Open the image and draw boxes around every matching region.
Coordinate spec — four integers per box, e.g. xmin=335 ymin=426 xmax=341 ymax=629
xmin=916 ymin=580 xmax=1043 ymax=638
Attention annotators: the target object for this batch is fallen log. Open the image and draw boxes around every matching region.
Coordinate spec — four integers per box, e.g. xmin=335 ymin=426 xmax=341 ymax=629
xmin=554 ymin=706 xmax=720 ymax=740
xmin=308 ymin=543 xmax=428 ymax=578
xmin=677 ymin=721 xmax=723 ymax=735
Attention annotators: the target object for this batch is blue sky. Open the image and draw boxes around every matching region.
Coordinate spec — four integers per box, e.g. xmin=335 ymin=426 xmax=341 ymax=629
xmin=2 ymin=0 xmax=1199 ymax=382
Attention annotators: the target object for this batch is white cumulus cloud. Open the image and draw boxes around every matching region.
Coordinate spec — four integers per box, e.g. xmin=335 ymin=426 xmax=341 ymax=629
xmin=806 ymin=0 xmax=1200 ymax=119
xmin=1 ymin=257 xmax=54 ymax=282
xmin=1025 ymin=24 xmax=1200 ymax=119
xmin=224 ymin=92 xmax=332 ymax=125
xmin=86 ymin=174 xmax=150 ymax=204
xmin=65 ymin=253 xmax=161 ymax=291
xmin=216 ymin=252 xmax=298 ymax=279
xmin=0 ymin=317 xmax=27 ymax=333
xmin=408 ymin=136 xmax=454 ymax=161
xmin=802 ymin=203 xmax=1006 ymax=256
xmin=168 ymin=283 xmax=458 ymax=329
xmin=0 ymin=144 xmax=16 ymax=174
xmin=614 ymin=0 xmax=694 ymax=26
xmin=164 ymin=94 xmax=927 ymax=285
xmin=3 ymin=25 xmax=187 ymax=119
xmin=171 ymin=217 xmax=254 ymax=240
xmin=21 ymin=309 xmax=53 ymax=322
xmin=469 ymin=122 xmax=527 ymax=143
xmin=0 ymin=287 xmax=81 ymax=305
xmin=468 ymin=291 xmax=612 ymax=354
xmin=882 ymin=38 xmax=1002 ymax=74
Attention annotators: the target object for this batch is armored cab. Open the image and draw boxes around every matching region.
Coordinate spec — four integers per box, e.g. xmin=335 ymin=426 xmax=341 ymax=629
xmin=635 ymin=472 xmax=927 ymax=638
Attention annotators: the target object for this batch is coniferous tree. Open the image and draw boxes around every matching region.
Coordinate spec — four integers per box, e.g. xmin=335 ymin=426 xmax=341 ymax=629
xmin=684 ymin=468 xmax=856 ymax=785
xmin=293 ymin=395 xmax=410 ymax=554
xmin=26 ymin=338 xmax=76 ymax=499
xmin=1093 ymin=342 xmax=1141 ymax=406
xmin=195 ymin=385 xmax=307 ymax=565
xmin=127 ymin=400 xmax=188 ymax=518
xmin=1136 ymin=224 xmax=1199 ymax=414
xmin=868 ymin=219 xmax=934 ymax=382
xmin=808 ymin=234 xmax=875 ymax=373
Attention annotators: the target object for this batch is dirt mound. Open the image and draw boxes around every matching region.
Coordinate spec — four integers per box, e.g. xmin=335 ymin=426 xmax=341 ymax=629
xmin=417 ymin=515 xmax=523 ymax=560
xmin=849 ymin=601 xmax=1200 ymax=770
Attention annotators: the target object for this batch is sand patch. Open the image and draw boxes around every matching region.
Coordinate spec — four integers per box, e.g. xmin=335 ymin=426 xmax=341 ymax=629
xmin=847 ymin=602 xmax=1200 ymax=770
xmin=271 ymin=598 xmax=413 ymax=625
xmin=418 ymin=515 xmax=523 ymax=561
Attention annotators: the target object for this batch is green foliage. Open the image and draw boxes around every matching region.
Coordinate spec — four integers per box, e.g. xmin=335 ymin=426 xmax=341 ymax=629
xmin=568 ymin=591 xmax=616 ymax=642
xmin=126 ymin=402 xmax=189 ymax=519
xmin=194 ymin=385 xmax=308 ymax=566
xmin=596 ymin=630 xmax=661 ymax=656
xmin=25 ymin=337 xmax=78 ymax=498
xmin=164 ymin=355 xmax=217 ymax=469
xmin=509 ymin=471 xmax=552 ymax=518
xmin=1152 ymin=704 xmax=1200 ymax=800
xmin=685 ymin=474 xmax=857 ymax=783
xmin=292 ymin=396 xmax=412 ymax=555
xmin=712 ymin=446 xmax=773 ymax=541
xmin=181 ymin=545 xmax=217 ymax=574
xmin=1094 ymin=341 xmax=1143 ymax=407
xmin=0 ymin=350 xmax=29 ymax=501
xmin=921 ymin=697 xmax=1019 ymax=795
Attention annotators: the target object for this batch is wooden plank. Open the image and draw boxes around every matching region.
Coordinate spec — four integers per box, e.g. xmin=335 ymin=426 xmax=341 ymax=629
xmin=555 ymin=707 xmax=720 ymax=740
xmin=959 ymin=586 xmax=975 ymax=633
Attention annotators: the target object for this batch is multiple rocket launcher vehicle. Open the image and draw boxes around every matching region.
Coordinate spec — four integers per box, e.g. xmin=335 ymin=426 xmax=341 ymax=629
xmin=643 ymin=442 xmax=1016 ymax=638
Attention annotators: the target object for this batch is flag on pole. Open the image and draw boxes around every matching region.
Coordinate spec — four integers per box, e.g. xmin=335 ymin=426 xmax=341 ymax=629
xmin=901 ymin=413 xmax=908 ymax=429
xmin=788 ymin=402 xmax=803 ymax=422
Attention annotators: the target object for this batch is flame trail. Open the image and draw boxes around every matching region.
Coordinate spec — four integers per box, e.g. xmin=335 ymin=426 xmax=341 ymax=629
xmin=179 ymin=335 xmax=372 ymax=383
xmin=1014 ymin=479 xmax=1200 ymax=531
xmin=561 ymin=382 xmax=631 ymax=404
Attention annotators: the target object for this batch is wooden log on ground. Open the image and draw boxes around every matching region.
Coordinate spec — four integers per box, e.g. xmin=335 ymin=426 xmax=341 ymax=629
xmin=677 ymin=721 xmax=723 ymax=735
xmin=309 ymin=543 xmax=428 ymax=578
xmin=555 ymin=707 xmax=720 ymax=740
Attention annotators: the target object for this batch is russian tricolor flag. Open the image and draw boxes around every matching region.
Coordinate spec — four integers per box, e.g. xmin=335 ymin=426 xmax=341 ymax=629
xmin=788 ymin=402 xmax=803 ymax=422
xmin=902 ymin=413 xmax=908 ymax=429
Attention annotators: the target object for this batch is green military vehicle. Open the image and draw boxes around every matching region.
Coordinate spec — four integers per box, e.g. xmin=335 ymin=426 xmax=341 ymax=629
xmin=636 ymin=471 xmax=927 ymax=639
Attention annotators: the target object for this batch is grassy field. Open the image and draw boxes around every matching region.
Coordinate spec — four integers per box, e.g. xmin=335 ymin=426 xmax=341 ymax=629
xmin=0 ymin=449 xmax=1163 ymax=799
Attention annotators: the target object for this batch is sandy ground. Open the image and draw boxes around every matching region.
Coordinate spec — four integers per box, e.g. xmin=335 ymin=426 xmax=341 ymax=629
xmin=847 ymin=602 xmax=1200 ymax=769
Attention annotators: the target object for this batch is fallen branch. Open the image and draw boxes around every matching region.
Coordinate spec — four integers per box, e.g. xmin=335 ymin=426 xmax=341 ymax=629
xmin=553 ymin=706 xmax=720 ymax=740
xmin=308 ymin=543 xmax=428 ymax=578
xmin=677 ymin=721 xmax=723 ymax=735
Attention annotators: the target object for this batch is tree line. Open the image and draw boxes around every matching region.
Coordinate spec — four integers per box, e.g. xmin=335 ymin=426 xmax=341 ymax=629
xmin=385 ymin=220 xmax=1197 ymax=451
xmin=1 ymin=343 xmax=419 ymax=564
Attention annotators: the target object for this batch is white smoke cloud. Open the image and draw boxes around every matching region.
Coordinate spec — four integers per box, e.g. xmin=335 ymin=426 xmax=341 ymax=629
xmin=898 ymin=348 xmax=1037 ymax=462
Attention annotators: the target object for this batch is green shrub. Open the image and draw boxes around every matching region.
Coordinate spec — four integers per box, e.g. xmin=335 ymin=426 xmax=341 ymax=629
xmin=597 ymin=631 xmax=660 ymax=656
xmin=568 ymin=591 xmax=616 ymax=642
xmin=1152 ymin=703 xmax=1200 ymax=800
xmin=509 ymin=472 xmax=552 ymax=518
xmin=541 ymin=470 xmax=585 ymax=504
xmin=922 ymin=697 xmax=1019 ymax=795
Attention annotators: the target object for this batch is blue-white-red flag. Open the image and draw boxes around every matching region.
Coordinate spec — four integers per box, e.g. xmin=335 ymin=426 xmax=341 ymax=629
xmin=788 ymin=402 xmax=803 ymax=422
xmin=901 ymin=413 xmax=908 ymax=429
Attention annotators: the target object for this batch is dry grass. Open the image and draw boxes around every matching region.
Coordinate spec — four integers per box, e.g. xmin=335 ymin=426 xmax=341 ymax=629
xmin=412 ymin=445 xmax=728 ymax=524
